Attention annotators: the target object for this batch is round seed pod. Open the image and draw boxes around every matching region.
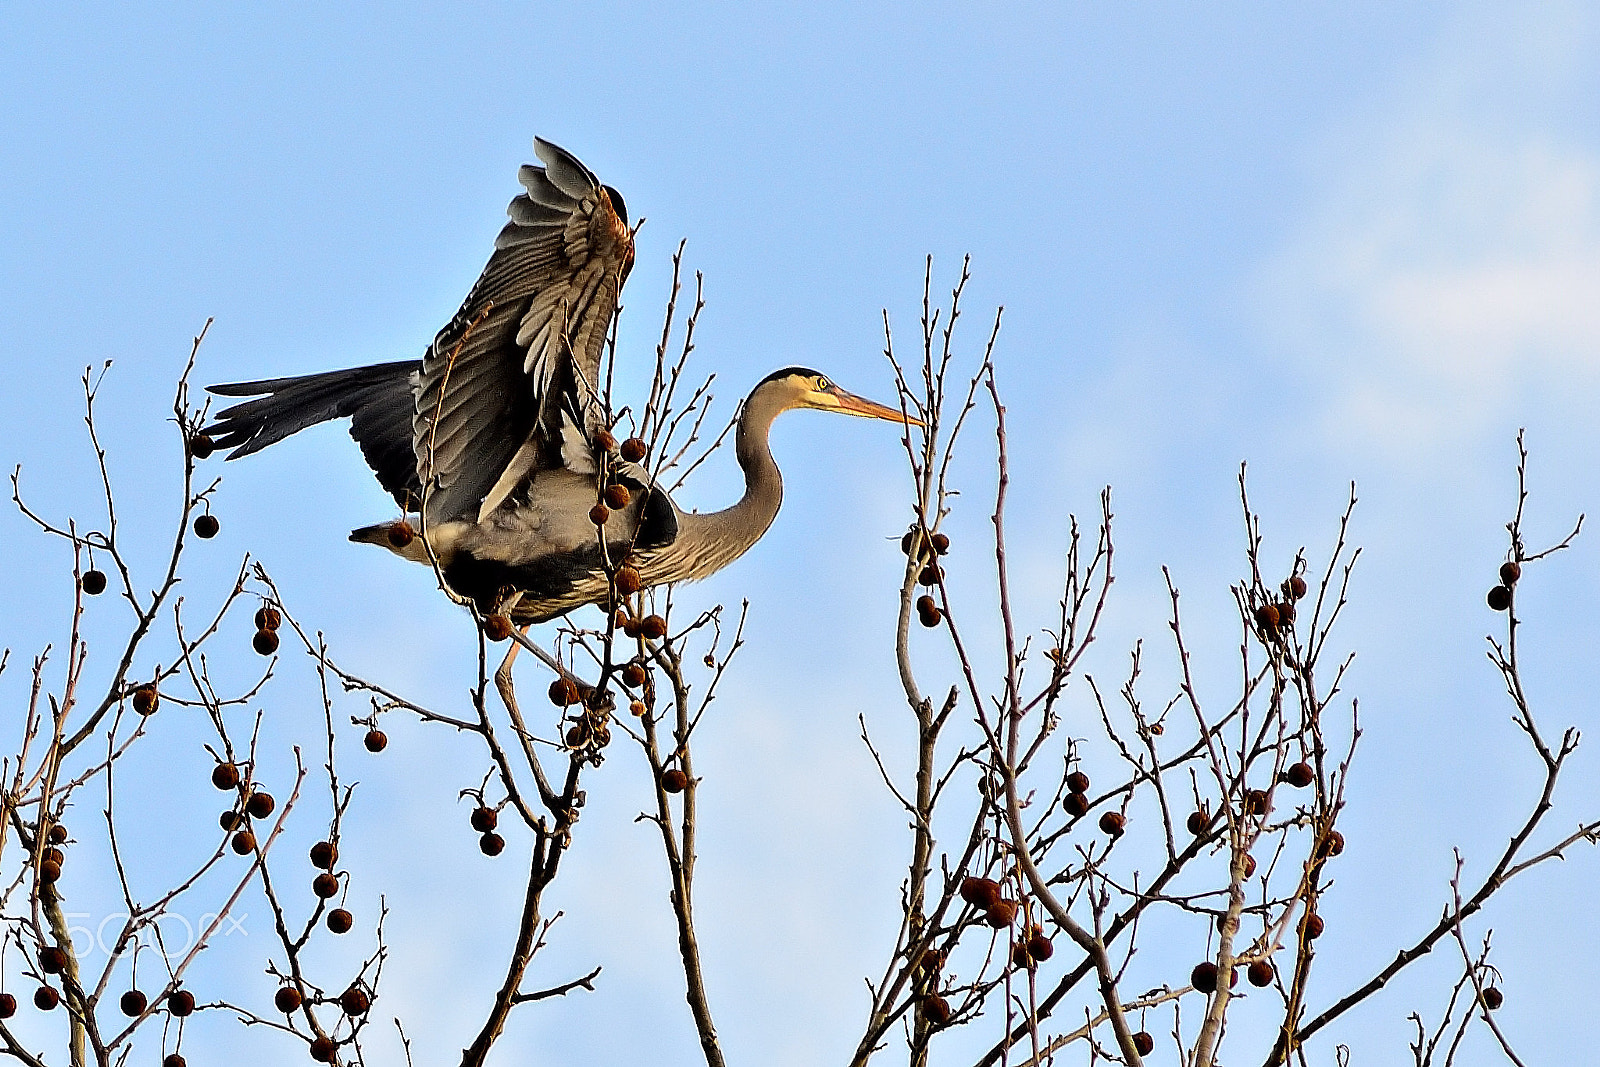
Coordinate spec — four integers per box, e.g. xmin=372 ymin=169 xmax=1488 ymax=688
xmin=1191 ymin=961 xmax=1220 ymax=994
xmin=918 ymin=564 xmax=942 ymax=587
xmin=47 ymin=824 xmax=68 ymax=845
xmin=549 ymin=677 xmax=581 ymax=707
xmin=39 ymin=859 xmax=62 ymax=885
xmin=1026 ymin=932 xmax=1054 ymax=961
xmin=629 ymin=700 xmax=647 ymax=717
xmin=80 ymin=569 xmax=108 ymax=596
xmin=189 ymin=432 xmax=216 ymax=460
xmin=621 ymin=663 xmax=647 ymax=688
xmin=985 ymin=899 xmax=1018 ymax=928
xmin=1254 ymin=603 xmax=1279 ymax=631
xmin=1277 ymin=600 xmax=1296 ymax=626
xmin=1010 ymin=940 xmax=1033 ymax=969
xmin=594 ymin=429 xmax=617 ymax=453
xmin=662 ymin=768 xmax=689 ymax=793
xmin=918 ymin=603 xmax=943 ymax=627
xmin=921 ymin=994 xmax=952 ymax=1026
xmin=133 ymin=686 xmax=159 ymax=716
xmin=959 ymin=877 xmax=1002 ymax=910
xmin=39 ymin=946 xmax=66 ymax=974
xmin=1499 ymin=561 xmax=1521 ymax=586
xmin=1244 ymin=789 xmax=1270 ymax=815
xmin=1240 ymin=853 xmax=1257 ymax=878
xmin=34 ymin=986 xmax=60 ymax=1011
xmin=1318 ymin=829 xmax=1345 ymax=858
xmin=247 ymin=791 xmax=275 ymax=819
xmin=604 ymin=484 xmax=631 ymax=510
xmin=1186 ymin=810 xmax=1210 ymax=836
xmin=1247 ymin=959 xmax=1275 ymax=987
xmin=615 ymin=566 xmax=643 ymax=595
xmin=310 ymin=1036 xmax=337 ymax=1062
xmin=339 ymin=986 xmax=370 ymax=1016
xmin=1098 ymin=811 xmax=1126 ymax=837
xmin=310 ymin=841 xmax=337 ymax=870
xmin=312 ymin=872 xmax=340 ymax=899
xmin=120 ymin=989 xmax=148 ymax=1017
xmin=620 ymin=437 xmax=648 ymax=463
xmin=482 ymin=615 xmax=514 ymax=642
xmin=1487 ymin=585 xmax=1511 ymax=611
xmin=1302 ymin=913 xmax=1325 ymax=940
xmin=0 ymin=993 xmax=15 ymax=1019
xmin=1132 ymin=1031 xmax=1155 ymax=1056
xmin=326 ymin=908 xmax=353 ymax=934
xmin=167 ymin=989 xmax=196 ymax=1017
xmin=230 ymin=831 xmax=256 ymax=856
xmin=164 ymin=1056 xmax=187 ymax=1067
xmin=193 ymin=514 xmax=220 ymax=539
xmin=479 ymin=832 xmax=506 ymax=857
xmin=386 ymin=521 xmax=415 ymax=549
xmin=211 ymin=763 xmax=240 ymax=790
xmin=42 ymin=846 xmax=63 ymax=867
xmin=470 ymin=806 xmax=499 ymax=833
xmin=932 ymin=533 xmax=950 ymax=555
xmin=640 ymin=614 xmax=667 ymax=640
xmin=1063 ymin=792 xmax=1089 ymax=818
xmin=1065 ymin=771 xmax=1090 ymax=794
xmin=363 ymin=728 xmax=388 ymax=753
xmin=588 ymin=503 xmax=610 ymax=526
xmin=252 ymin=629 xmax=280 ymax=656
xmin=219 ymin=810 xmax=243 ymax=831
xmin=565 ymin=724 xmax=588 ymax=747
xmin=1281 ymin=762 xmax=1314 ymax=788
xmin=1288 ymin=575 xmax=1308 ymax=599
xmin=1481 ymin=986 xmax=1504 ymax=1010
xmin=255 ymin=606 xmax=282 ymax=631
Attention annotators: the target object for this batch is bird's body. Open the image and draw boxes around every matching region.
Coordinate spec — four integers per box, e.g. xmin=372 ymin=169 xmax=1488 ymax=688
xmin=207 ymin=140 xmax=913 ymax=624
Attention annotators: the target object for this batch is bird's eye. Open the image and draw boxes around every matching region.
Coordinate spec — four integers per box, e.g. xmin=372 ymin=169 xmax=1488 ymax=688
xmin=817 ymin=376 xmax=830 ymax=390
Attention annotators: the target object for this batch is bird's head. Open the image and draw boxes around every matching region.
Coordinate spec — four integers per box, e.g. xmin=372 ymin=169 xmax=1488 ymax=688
xmin=754 ymin=367 xmax=922 ymax=425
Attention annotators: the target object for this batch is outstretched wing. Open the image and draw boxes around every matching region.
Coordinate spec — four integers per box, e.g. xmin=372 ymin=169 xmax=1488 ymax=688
xmin=413 ymin=138 xmax=634 ymax=525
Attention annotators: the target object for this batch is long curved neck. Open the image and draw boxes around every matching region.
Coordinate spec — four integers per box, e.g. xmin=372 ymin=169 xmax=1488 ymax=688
xmin=668 ymin=385 xmax=787 ymax=579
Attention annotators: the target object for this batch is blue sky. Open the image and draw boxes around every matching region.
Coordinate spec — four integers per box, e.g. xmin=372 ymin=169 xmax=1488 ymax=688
xmin=3 ymin=3 xmax=1599 ymax=1064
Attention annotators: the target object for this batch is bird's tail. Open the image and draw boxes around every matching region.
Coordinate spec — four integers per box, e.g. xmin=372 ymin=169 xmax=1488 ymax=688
xmin=205 ymin=361 xmax=415 ymax=460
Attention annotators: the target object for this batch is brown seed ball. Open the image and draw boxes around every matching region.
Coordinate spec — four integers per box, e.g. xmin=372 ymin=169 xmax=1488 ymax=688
xmin=1248 ymin=959 xmax=1275 ymax=987
xmin=167 ymin=989 xmax=196 ymax=1017
xmin=80 ymin=569 xmax=108 ymax=596
xmin=588 ymin=503 xmax=611 ymax=526
xmin=621 ymin=663 xmax=647 ymax=688
xmin=985 ymin=899 xmax=1018 ymax=928
xmin=1064 ymin=792 xmax=1089 ymax=818
xmin=34 ymin=986 xmax=60 ymax=1011
xmin=364 ymin=728 xmax=388 ymax=753
xmin=620 ymin=437 xmax=648 ymax=463
xmin=133 ymin=686 xmax=159 ymax=715
xmin=386 ymin=521 xmax=415 ymax=549
xmin=918 ymin=604 xmax=943 ymax=628
xmin=39 ymin=859 xmax=62 ymax=885
xmin=1254 ymin=603 xmax=1280 ymax=631
xmin=1487 ymin=584 xmax=1512 ymax=611
xmin=1481 ymin=986 xmax=1504 ymax=1010
xmin=212 ymin=763 xmax=240 ymax=790
xmin=339 ymin=986 xmax=370 ymax=1016
xmin=231 ymin=831 xmax=256 ymax=856
xmin=615 ymin=566 xmax=643 ymax=595
xmin=1027 ymin=932 xmax=1054 ymax=961
xmin=479 ymin=832 xmax=506 ymax=857
xmin=1277 ymin=599 xmax=1297 ymax=626
xmin=640 ymin=614 xmax=668 ymax=640
xmin=482 ymin=614 xmax=514 ymax=642
xmin=309 ymin=1036 xmax=336 ymax=1062
xmin=1132 ymin=1031 xmax=1155 ymax=1056
xmin=1240 ymin=853 xmax=1257 ymax=878
xmin=549 ymin=678 xmax=581 ymax=707
xmin=622 ymin=614 xmax=644 ymax=638
xmin=255 ymin=606 xmax=282 ymax=631
xmin=471 ymin=806 xmax=498 ymax=833
xmin=247 ymin=791 xmax=275 ymax=819
xmin=915 ymin=594 xmax=937 ymax=615
xmin=274 ymin=986 xmax=303 ymax=1013
xmin=39 ymin=946 xmax=66 ymax=974
xmin=1318 ymin=829 xmax=1345 ymax=858
xmin=326 ymin=908 xmax=354 ymax=934
xmin=219 ymin=810 xmax=241 ymax=831
xmin=312 ymin=872 xmax=340 ymax=899
xmin=1010 ymin=940 xmax=1034 ymax=969
xmin=594 ymin=429 xmax=617 ymax=453
xmin=604 ymin=484 xmax=632 ymax=510
xmin=959 ymin=876 xmax=1002 ymax=910
xmin=565 ymin=724 xmax=588 ymax=747
xmin=1281 ymin=761 xmax=1314 ymax=788
xmin=918 ymin=564 xmax=942 ymax=587
xmin=1098 ymin=811 xmax=1126 ymax=837
xmin=629 ymin=699 xmax=647 ymax=717
xmin=48 ymin=823 xmax=68 ymax=845
xmin=164 ymin=1056 xmax=187 ymax=1067
xmin=900 ymin=530 xmax=919 ymax=556
xmin=252 ymin=628 xmax=280 ymax=656
xmin=662 ymin=768 xmax=689 ymax=793
xmin=189 ymin=432 xmax=216 ymax=460
xmin=42 ymin=846 xmax=64 ymax=867
xmin=310 ymin=841 xmax=338 ymax=870
xmin=1245 ymin=789 xmax=1271 ymax=815
xmin=921 ymin=994 xmax=952 ymax=1026
xmin=1065 ymin=770 xmax=1090 ymax=794
xmin=0 ymin=993 xmax=14 ymax=1019
xmin=1191 ymin=961 xmax=1220 ymax=993
xmin=1288 ymin=575 xmax=1308 ymax=600
xmin=1302 ymin=913 xmax=1325 ymax=940
xmin=932 ymin=532 xmax=950 ymax=555
xmin=193 ymin=514 xmax=220 ymax=539
xmin=120 ymin=989 xmax=148 ymax=1017
xmin=1186 ymin=810 xmax=1210 ymax=836
xmin=1499 ymin=561 xmax=1521 ymax=586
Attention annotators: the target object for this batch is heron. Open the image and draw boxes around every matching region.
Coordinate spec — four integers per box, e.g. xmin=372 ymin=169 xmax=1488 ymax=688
xmin=206 ymin=139 xmax=916 ymax=626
